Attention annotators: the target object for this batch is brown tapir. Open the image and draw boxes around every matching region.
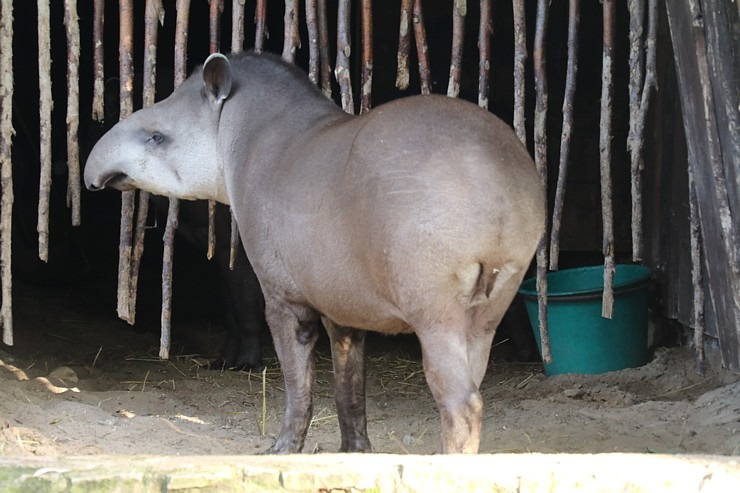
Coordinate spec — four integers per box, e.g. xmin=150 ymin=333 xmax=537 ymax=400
xmin=84 ymin=52 xmax=544 ymax=454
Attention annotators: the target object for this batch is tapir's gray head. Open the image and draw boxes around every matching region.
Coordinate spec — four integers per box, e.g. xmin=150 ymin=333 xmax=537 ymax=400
xmin=84 ymin=53 xmax=233 ymax=203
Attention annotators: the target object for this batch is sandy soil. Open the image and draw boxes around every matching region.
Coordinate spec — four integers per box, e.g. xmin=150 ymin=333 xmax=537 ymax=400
xmin=1 ymin=280 xmax=739 ymax=457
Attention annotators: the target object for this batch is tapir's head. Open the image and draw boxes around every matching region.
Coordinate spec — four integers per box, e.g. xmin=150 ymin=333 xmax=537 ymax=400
xmin=84 ymin=54 xmax=233 ymax=203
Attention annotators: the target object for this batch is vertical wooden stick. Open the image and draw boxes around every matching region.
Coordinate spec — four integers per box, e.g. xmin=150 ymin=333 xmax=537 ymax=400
xmin=336 ymin=0 xmax=354 ymax=114
xmin=129 ymin=0 xmax=164 ymax=325
xmin=600 ymin=0 xmax=616 ymax=319
xmin=412 ymin=0 xmax=431 ymax=95
xmin=533 ymin=0 xmax=550 ymax=363
xmin=37 ymin=0 xmax=52 ymax=262
xmin=361 ymin=0 xmax=373 ymax=113
xmin=92 ymin=0 xmax=105 ymax=122
xmin=627 ymin=0 xmax=644 ymax=262
xmin=629 ymin=0 xmax=658 ymax=262
xmin=512 ymin=0 xmax=527 ymax=146
xmin=0 ymin=0 xmax=14 ymax=346
xmin=447 ymin=0 xmax=466 ymax=98
xmin=230 ymin=0 xmax=245 ymax=269
xmin=396 ymin=0 xmax=412 ymax=91
xmin=208 ymin=0 xmax=223 ymax=261
xmin=305 ymin=0 xmax=319 ymax=85
xmin=64 ymin=0 xmax=81 ymax=227
xmin=688 ymin=162 xmax=705 ymax=374
xmin=232 ymin=0 xmax=245 ymax=54
xmin=317 ymin=0 xmax=332 ymax=97
xmin=283 ymin=0 xmax=299 ymax=63
xmin=549 ymin=0 xmax=580 ymax=270
xmin=117 ymin=0 xmax=135 ymax=324
xmin=478 ymin=0 xmax=492 ymax=109
xmin=161 ymin=0 xmax=191 ymax=360
xmin=254 ymin=0 xmax=266 ymax=54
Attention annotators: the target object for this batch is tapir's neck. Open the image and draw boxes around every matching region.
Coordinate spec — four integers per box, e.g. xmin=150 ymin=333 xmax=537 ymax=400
xmin=216 ymin=56 xmax=351 ymax=202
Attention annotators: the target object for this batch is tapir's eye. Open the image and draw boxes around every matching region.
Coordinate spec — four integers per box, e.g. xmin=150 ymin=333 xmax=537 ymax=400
xmin=148 ymin=132 xmax=164 ymax=144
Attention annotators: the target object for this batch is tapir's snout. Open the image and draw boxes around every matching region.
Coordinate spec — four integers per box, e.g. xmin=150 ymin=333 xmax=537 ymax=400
xmin=84 ymin=170 xmax=132 ymax=192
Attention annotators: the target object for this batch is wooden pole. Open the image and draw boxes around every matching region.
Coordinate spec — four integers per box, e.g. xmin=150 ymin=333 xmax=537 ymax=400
xmin=533 ymin=0 xmax=550 ymax=363
xmin=396 ymin=0 xmax=412 ymax=91
xmin=207 ymin=0 xmax=223 ymax=261
xmin=37 ymin=0 xmax=52 ymax=262
xmin=512 ymin=0 xmax=527 ymax=146
xmin=254 ymin=0 xmax=266 ymax=54
xmin=117 ymin=0 xmax=135 ymax=324
xmin=0 ymin=0 xmax=14 ymax=346
xmin=549 ymin=0 xmax=580 ymax=270
xmin=317 ymin=0 xmax=332 ymax=97
xmin=91 ymin=0 xmax=105 ymax=121
xmin=361 ymin=0 xmax=373 ymax=113
xmin=230 ymin=0 xmax=245 ymax=270
xmin=628 ymin=0 xmax=658 ymax=262
xmin=162 ymin=0 xmax=191 ymax=360
xmin=283 ymin=0 xmax=299 ymax=63
xmin=412 ymin=0 xmax=431 ymax=95
xmin=688 ymin=163 xmax=705 ymax=375
xmin=128 ymin=0 xmax=164 ymax=325
xmin=600 ymin=0 xmax=616 ymax=319
xmin=305 ymin=0 xmax=319 ymax=85
xmin=336 ymin=0 xmax=354 ymax=114
xmin=232 ymin=0 xmax=245 ymax=54
xmin=64 ymin=0 xmax=81 ymax=227
xmin=447 ymin=0 xmax=466 ymax=98
xmin=478 ymin=0 xmax=492 ymax=109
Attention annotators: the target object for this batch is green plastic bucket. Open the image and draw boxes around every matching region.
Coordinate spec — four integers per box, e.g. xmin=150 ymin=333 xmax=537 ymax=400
xmin=518 ymin=265 xmax=651 ymax=375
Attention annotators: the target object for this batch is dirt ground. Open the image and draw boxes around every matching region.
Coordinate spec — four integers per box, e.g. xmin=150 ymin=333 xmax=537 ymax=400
xmin=1 ymin=280 xmax=739 ymax=458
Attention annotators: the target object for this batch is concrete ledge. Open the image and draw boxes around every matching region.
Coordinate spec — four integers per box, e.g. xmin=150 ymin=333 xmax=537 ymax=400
xmin=0 ymin=453 xmax=738 ymax=492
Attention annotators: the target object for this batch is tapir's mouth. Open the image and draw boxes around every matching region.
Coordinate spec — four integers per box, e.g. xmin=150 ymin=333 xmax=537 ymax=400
xmin=87 ymin=172 xmax=134 ymax=192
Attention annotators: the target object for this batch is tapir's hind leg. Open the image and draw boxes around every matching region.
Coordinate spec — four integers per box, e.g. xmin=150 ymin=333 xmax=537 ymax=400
xmin=417 ymin=320 xmax=483 ymax=454
xmin=467 ymin=264 xmax=530 ymax=386
xmin=264 ymin=298 xmax=319 ymax=454
xmin=323 ymin=318 xmax=373 ymax=452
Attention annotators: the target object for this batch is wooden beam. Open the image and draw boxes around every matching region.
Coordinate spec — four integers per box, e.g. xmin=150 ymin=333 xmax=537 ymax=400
xmin=1 ymin=454 xmax=738 ymax=492
xmin=665 ymin=0 xmax=740 ymax=372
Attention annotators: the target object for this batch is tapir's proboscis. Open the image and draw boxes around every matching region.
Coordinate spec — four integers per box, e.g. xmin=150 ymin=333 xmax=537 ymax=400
xmin=85 ymin=52 xmax=544 ymax=454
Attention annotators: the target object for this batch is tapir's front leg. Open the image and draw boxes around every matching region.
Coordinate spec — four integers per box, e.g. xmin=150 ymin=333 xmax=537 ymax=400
xmin=264 ymin=298 xmax=319 ymax=454
xmin=323 ymin=318 xmax=372 ymax=452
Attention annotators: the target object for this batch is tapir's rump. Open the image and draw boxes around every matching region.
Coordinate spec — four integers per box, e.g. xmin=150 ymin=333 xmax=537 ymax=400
xmin=84 ymin=52 xmax=545 ymax=454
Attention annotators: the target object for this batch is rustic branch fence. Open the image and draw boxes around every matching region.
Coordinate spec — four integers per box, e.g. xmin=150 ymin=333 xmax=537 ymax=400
xmin=0 ymin=0 xmax=719 ymax=373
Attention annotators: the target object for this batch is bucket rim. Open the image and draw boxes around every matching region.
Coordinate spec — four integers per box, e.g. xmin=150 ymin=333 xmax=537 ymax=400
xmin=518 ymin=264 xmax=651 ymax=299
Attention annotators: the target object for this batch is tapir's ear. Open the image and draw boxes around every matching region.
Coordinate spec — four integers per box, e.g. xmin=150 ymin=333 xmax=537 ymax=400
xmin=203 ymin=53 xmax=232 ymax=111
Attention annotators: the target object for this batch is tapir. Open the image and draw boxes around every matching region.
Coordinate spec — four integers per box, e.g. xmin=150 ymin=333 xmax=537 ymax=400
xmin=84 ymin=52 xmax=544 ymax=454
